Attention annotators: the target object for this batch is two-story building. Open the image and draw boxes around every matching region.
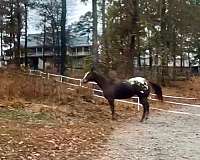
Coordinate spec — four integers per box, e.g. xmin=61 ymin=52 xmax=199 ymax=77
xmin=67 ymin=36 xmax=91 ymax=69
xmin=19 ymin=33 xmax=91 ymax=72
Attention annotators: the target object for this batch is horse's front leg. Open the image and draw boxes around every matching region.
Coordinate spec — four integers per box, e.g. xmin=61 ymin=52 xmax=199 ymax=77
xmin=139 ymin=97 xmax=149 ymax=122
xmin=108 ymin=99 xmax=116 ymax=120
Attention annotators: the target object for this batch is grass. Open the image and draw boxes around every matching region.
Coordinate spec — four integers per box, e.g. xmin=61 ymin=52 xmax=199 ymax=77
xmin=0 ymin=107 xmax=55 ymax=124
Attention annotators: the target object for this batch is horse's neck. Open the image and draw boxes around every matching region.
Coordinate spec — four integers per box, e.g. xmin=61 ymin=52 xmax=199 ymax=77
xmin=94 ymin=73 xmax=110 ymax=90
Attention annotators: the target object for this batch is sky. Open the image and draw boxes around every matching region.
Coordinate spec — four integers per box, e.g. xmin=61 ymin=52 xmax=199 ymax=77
xmin=28 ymin=0 xmax=92 ymax=34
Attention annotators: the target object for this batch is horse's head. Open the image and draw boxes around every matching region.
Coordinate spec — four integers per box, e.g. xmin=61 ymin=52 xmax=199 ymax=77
xmin=81 ymin=65 xmax=97 ymax=83
xmin=81 ymin=71 xmax=96 ymax=83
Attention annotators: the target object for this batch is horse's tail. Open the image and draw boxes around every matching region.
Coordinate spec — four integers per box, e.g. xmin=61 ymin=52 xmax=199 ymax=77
xmin=148 ymin=81 xmax=163 ymax=101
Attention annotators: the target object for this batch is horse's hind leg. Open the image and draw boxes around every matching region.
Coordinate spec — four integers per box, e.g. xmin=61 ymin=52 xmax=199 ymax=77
xmin=108 ymin=99 xmax=115 ymax=120
xmin=139 ymin=97 xmax=148 ymax=122
xmin=145 ymin=100 xmax=150 ymax=120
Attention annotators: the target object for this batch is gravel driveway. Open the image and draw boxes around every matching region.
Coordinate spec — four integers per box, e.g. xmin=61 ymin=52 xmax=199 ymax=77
xmin=98 ymin=104 xmax=200 ymax=160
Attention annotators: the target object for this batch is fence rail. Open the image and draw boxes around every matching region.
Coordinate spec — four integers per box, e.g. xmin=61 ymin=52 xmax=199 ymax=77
xmin=29 ymin=70 xmax=200 ymax=112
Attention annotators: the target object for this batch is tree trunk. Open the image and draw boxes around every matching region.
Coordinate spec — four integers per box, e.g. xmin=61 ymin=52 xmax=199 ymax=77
xmin=0 ymin=19 xmax=3 ymax=57
xmin=51 ymin=22 xmax=56 ymax=53
xmin=60 ymin=0 xmax=67 ymax=75
xmin=43 ymin=16 xmax=46 ymax=71
xmin=172 ymin=27 xmax=176 ymax=80
xmin=24 ymin=1 xmax=28 ymax=68
xmin=160 ymin=0 xmax=167 ymax=85
xmin=16 ymin=0 xmax=21 ymax=67
xmin=9 ymin=0 xmax=14 ymax=60
xmin=55 ymin=27 xmax=60 ymax=73
xmin=137 ymin=33 xmax=141 ymax=67
xmin=128 ymin=34 xmax=136 ymax=75
xmin=102 ymin=0 xmax=106 ymax=35
xmin=51 ymin=22 xmax=56 ymax=68
xmin=180 ymin=33 xmax=184 ymax=70
xmin=92 ymin=0 xmax=98 ymax=66
xmin=128 ymin=0 xmax=139 ymax=76
xmin=56 ymin=28 xmax=60 ymax=55
xmin=101 ymin=0 xmax=111 ymax=71
xmin=135 ymin=0 xmax=140 ymax=68
xmin=149 ymin=47 xmax=153 ymax=68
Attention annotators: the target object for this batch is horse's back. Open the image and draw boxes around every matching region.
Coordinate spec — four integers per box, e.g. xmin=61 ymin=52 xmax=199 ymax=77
xmin=113 ymin=82 xmax=136 ymax=99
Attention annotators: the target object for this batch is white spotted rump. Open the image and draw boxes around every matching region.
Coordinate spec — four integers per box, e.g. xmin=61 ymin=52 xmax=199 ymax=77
xmin=127 ymin=77 xmax=149 ymax=90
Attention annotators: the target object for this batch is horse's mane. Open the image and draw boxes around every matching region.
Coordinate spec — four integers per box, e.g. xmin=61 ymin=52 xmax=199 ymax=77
xmin=94 ymin=71 xmax=116 ymax=84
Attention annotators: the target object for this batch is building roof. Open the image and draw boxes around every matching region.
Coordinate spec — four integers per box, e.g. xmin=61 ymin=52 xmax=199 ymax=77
xmin=21 ymin=33 xmax=91 ymax=48
xmin=21 ymin=34 xmax=44 ymax=48
xmin=69 ymin=36 xmax=90 ymax=47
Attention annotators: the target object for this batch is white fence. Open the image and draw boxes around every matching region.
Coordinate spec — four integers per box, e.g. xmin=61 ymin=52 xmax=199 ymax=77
xmin=29 ymin=70 xmax=141 ymax=110
xmin=29 ymin=70 xmax=200 ymax=113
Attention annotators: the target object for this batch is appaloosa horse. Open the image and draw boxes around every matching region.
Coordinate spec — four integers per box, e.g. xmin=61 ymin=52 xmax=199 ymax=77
xmin=81 ymin=68 xmax=163 ymax=122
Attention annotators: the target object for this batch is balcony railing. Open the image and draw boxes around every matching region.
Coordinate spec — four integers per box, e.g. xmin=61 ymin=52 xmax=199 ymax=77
xmin=20 ymin=51 xmax=55 ymax=58
xmin=67 ymin=51 xmax=91 ymax=57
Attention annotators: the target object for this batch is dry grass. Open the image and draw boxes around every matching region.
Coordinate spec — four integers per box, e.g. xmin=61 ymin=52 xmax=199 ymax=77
xmin=0 ymin=69 xmax=198 ymax=159
xmin=0 ymin=69 xmax=140 ymax=159
xmin=0 ymin=69 xmax=91 ymax=104
xmin=164 ymin=76 xmax=200 ymax=99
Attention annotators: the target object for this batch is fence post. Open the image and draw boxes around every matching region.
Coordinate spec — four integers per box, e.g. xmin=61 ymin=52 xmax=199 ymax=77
xmin=47 ymin=73 xmax=49 ymax=79
xmin=39 ymin=71 xmax=42 ymax=77
xmin=60 ymin=76 xmax=63 ymax=83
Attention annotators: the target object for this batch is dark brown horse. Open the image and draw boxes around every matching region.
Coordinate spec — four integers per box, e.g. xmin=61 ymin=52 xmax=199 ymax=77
xmin=81 ymin=68 xmax=163 ymax=122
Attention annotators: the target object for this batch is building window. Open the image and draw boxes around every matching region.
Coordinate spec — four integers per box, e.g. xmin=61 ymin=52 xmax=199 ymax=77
xmin=37 ymin=48 xmax=42 ymax=52
xmin=30 ymin=48 xmax=35 ymax=53
xmin=77 ymin=47 xmax=82 ymax=53
xmin=72 ymin=48 xmax=76 ymax=53
xmin=84 ymin=47 xmax=89 ymax=52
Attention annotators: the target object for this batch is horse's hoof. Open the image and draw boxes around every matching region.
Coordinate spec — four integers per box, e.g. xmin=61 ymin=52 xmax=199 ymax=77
xmin=112 ymin=116 xmax=117 ymax=120
xmin=140 ymin=119 xmax=144 ymax=122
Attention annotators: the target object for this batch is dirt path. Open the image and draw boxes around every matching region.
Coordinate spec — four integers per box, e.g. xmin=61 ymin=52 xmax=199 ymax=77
xmin=98 ymin=105 xmax=200 ymax=160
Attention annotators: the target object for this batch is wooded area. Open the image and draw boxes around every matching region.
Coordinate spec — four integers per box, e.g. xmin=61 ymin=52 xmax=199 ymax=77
xmin=0 ymin=1 xmax=200 ymax=158
xmin=0 ymin=0 xmax=199 ymax=83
